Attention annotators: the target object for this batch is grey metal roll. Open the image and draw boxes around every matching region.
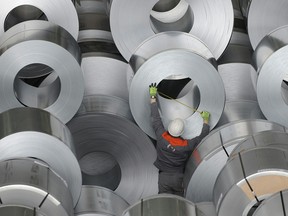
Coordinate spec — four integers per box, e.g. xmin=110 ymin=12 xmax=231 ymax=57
xmin=109 ymin=0 xmax=233 ymax=61
xmin=75 ymin=185 xmax=129 ymax=216
xmin=240 ymin=0 xmax=288 ymax=49
xmin=67 ymin=113 xmax=158 ymax=204
xmin=0 ymin=158 xmax=73 ymax=216
xmin=184 ymin=119 xmax=287 ymax=203
xmin=253 ymin=190 xmax=288 ymax=216
xmin=0 ymin=0 xmax=79 ymax=39
xmin=213 ymin=147 xmax=288 ymax=216
xmin=0 ymin=206 xmax=43 ymax=216
xmin=0 ymin=20 xmax=84 ymax=123
xmin=0 ymin=107 xmax=82 ymax=206
xmin=252 ymin=25 xmax=288 ymax=128
xmin=128 ymin=31 xmax=216 ymax=75
xmin=122 ymin=194 xmax=205 ymax=216
xmin=129 ymin=49 xmax=225 ymax=139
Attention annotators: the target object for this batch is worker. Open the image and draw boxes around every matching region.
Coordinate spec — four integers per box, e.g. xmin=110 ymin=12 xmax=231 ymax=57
xmin=149 ymin=83 xmax=210 ymax=196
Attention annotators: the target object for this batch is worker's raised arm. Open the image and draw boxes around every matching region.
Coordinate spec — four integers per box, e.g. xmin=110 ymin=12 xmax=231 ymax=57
xmin=149 ymin=83 xmax=165 ymax=138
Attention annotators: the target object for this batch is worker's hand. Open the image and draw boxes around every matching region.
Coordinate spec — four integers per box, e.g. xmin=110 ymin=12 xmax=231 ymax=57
xmin=201 ymin=111 xmax=210 ymax=123
xmin=149 ymin=83 xmax=157 ymax=98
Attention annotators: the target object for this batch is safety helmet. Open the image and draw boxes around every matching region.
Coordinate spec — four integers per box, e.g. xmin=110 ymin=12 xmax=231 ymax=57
xmin=168 ymin=118 xmax=185 ymax=137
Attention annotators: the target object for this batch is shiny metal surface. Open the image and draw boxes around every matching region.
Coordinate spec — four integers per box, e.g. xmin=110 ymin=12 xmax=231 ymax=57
xmin=67 ymin=113 xmax=158 ymax=204
xmin=122 ymin=194 xmax=202 ymax=216
xmin=0 ymin=20 xmax=84 ymax=123
xmin=253 ymin=190 xmax=288 ymax=216
xmin=214 ymin=148 xmax=288 ymax=216
xmin=0 ymin=158 xmax=73 ymax=216
xmin=109 ymin=0 xmax=233 ymax=60
xmin=184 ymin=119 xmax=287 ymax=203
xmin=0 ymin=0 xmax=79 ymax=39
xmin=75 ymin=185 xmax=129 ymax=216
xmin=196 ymin=202 xmax=217 ymax=216
xmin=242 ymin=0 xmax=288 ymax=49
xmin=0 ymin=206 xmax=43 ymax=216
xmin=216 ymin=63 xmax=265 ymax=127
xmin=129 ymin=49 xmax=225 ymax=139
xmin=252 ymin=25 xmax=288 ymax=128
xmin=0 ymin=107 xmax=82 ymax=206
xmin=128 ymin=31 xmax=216 ymax=75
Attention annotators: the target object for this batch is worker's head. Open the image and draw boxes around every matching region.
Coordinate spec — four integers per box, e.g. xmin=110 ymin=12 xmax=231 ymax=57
xmin=168 ymin=118 xmax=185 ymax=137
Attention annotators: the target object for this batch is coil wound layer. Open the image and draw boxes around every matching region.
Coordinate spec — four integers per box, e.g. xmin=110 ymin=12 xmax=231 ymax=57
xmin=0 ymin=107 xmax=82 ymax=206
xmin=184 ymin=119 xmax=287 ymax=203
xmin=110 ymin=0 xmax=233 ymax=60
xmin=75 ymin=185 xmax=129 ymax=216
xmin=129 ymin=49 xmax=225 ymax=139
xmin=0 ymin=158 xmax=73 ymax=216
xmin=0 ymin=20 xmax=84 ymax=123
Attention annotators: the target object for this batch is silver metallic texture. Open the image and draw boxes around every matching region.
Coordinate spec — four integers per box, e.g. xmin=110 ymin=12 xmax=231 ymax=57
xmin=0 ymin=158 xmax=73 ymax=216
xmin=0 ymin=20 xmax=84 ymax=123
xmin=214 ymin=147 xmax=288 ymax=216
xmin=109 ymin=0 xmax=233 ymax=60
xmin=129 ymin=49 xmax=225 ymax=139
xmin=75 ymin=185 xmax=129 ymax=216
xmin=184 ymin=119 xmax=287 ymax=203
xmin=0 ymin=107 xmax=82 ymax=206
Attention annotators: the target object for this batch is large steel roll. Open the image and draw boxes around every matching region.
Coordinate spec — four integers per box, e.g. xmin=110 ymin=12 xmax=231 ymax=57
xmin=67 ymin=112 xmax=158 ymax=204
xmin=0 ymin=0 xmax=79 ymax=39
xmin=240 ymin=0 xmax=288 ymax=49
xmin=75 ymin=185 xmax=129 ymax=216
xmin=129 ymin=49 xmax=225 ymax=139
xmin=184 ymin=119 xmax=287 ymax=203
xmin=109 ymin=0 xmax=233 ymax=60
xmin=253 ymin=190 xmax=288 ymax=216
xmin=0 ymin=158 xmax=73 ymax=216
xmin=122 ymin=194 xmax=206 ymax=216
xmin=0 ymin=107 xmax=82 ymax=206
xmin=213 ymin=147 xmax=288 ymax=216
xmin=252 ymin=25 xmax=288 ymax=128
xmin=0 ymin=20 xmax=84 ymax=123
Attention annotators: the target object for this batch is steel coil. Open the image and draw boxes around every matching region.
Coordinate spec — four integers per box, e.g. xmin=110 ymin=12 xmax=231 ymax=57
xmin=184 ymin=119 xmax=287 ymax=203
xmin=253 ymin=25 xmax=288 ymax=128
xmin=253 ymin=189 xmax=288 ymax=216
xmin=122 ymin=194 xmax=206 ymax=216
xmin=0 ymin=0 xmax=79 ymax=39
xmin=0 ymin=107 xmax=82 ymax=206
xmin=75 ymin=185 xmax=129 ymax=216
xmin=67 ymin=113 xmax=158 ymax=204
xmin=214 ymin=147 xmax=288 ymax=216
xmin=0 ymin=158 xmax=73 ymax=216
xmin=240 ymin=0 xmax=288 ymax=49
xmin=0 ymin=20 xmax=84 ymax=123
xmin=110 ymin=0 xmax=233 ymax=60
xmin=129 ymin=49 xmax=225 ymax=139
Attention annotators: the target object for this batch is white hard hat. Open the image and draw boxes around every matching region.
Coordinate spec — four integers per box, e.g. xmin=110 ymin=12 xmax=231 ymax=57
xmin=168 ymin=118 xmax=185 ymax=137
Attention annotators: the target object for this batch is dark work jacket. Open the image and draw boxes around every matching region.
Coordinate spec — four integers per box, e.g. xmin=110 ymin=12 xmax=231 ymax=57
xmin=151 ymin=102 xmax=210 ymax=173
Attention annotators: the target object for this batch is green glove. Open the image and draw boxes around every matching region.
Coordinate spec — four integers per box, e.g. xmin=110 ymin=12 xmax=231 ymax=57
xmin=201 ymin=111 xmax=210 ymax=122
xmin=149 ymin=83 xmax=157 ymax=98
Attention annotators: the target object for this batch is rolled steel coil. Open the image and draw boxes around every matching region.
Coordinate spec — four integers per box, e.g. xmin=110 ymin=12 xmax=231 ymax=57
xmin=75 ymin=185 xmax=129 ymax=216
xmin=129 ymin=49 xmax=225 ymax=139
xmin=0 ymin=158 xmax=73 ymax=216
xmin=109 ymin=0 xmax=233 ymax=60
xmin=240 ymin=0 xmax=288 ymax=49
xmin=0 ymin=20 xmax=84 ymax=123
xmin=252 ymin=25 xmax=288 ymax=128
xmin=67 ymin=113 xmax=158 ymax=204
xmin=0 ymin=107 xmax=82 ymax=206
xmin=253 ymin=189 xmax=288 ymax=216
xmin=214 ymin=147 xmax=288 ymax=216
xmin=184 ymin=119 xmax=287 ymax=203
xmin=122 ymin=194 xmax=206 ymax=216
xmin=0 ymin=0 xmax=79 ymax=39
